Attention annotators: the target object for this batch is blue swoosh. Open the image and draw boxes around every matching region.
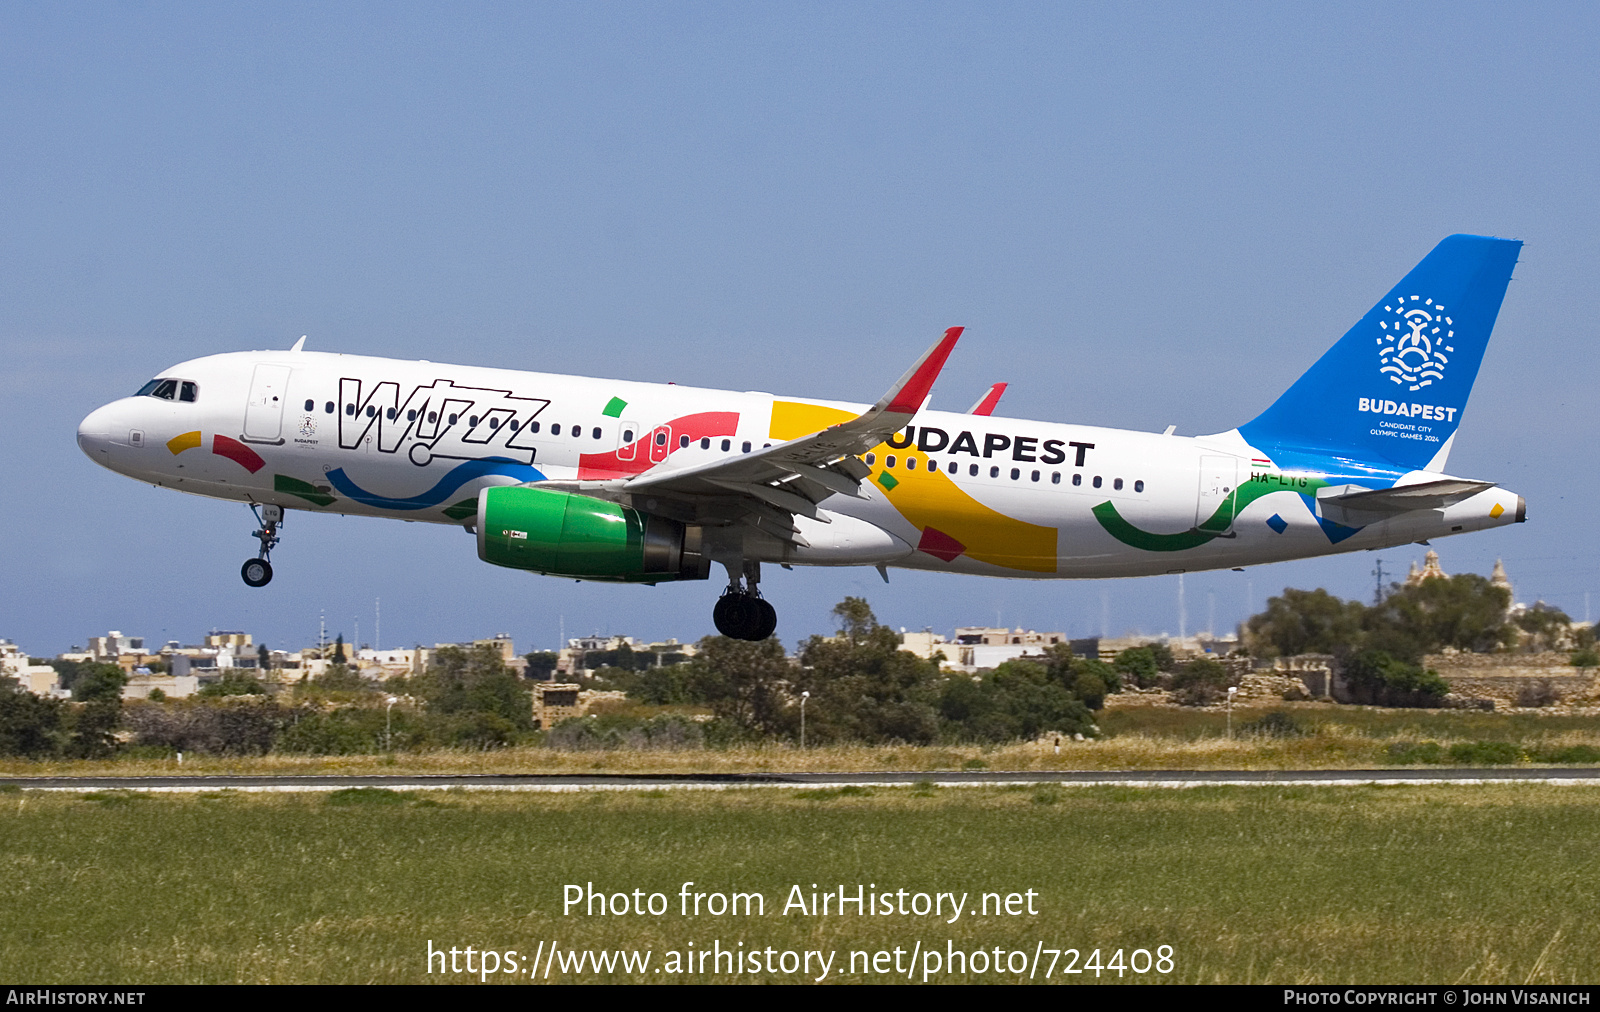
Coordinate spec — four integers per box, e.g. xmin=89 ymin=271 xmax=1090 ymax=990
xmin=326 ymin=458 xmax=546 ymax=510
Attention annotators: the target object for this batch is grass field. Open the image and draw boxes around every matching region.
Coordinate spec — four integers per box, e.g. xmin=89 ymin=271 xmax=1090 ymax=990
xmin=4 ymin=783 xmax=1600 ymax=983
xmin=5 ymin=702 xmax=1600 ymax=777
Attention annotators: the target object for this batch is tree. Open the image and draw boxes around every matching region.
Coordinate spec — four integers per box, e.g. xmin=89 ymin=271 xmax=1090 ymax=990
xmin=0 ymin=683 xmax=67 ymax=757
xmin=523 ymin=651 xmax=559 ymax=680
xmin=1169 ymin=658 xmax=1234 ymax=706
xmin=1512 ymin=604 xmax=1575 ymax=653
xmin=1340 ymin=649 xmax=1449 ymax=707
xmin=197 ymin=672 xmax=266 ymax=697
xmin=332 ymin=634 xmax=347 ymax=665
xmin=66 ymin=665 xmax=126 ymax=758
xmin=1365 ymin=574 xmax=1513 ymax=659
xmin=307 ymin=664 xmax=369 ymax=693
xmin=939 ymin=660 xmax=1096 ymax=741
xmin=1112 ymin=646 xmax=1161 ymax=688
xmin=257 ymin=644 xmax=272 ymax=671
xmin=684 ymin=636 xmax=794 ymax=737
xmin=411 ymin=644 xmax=531 ymax=728
xmin=1244 ymin=588 xmax=1367 ymax=658
xmin=831 ymin=597 xmax=879 ymax=645
xmin=797 ymin=600 xmax=942 ymax=744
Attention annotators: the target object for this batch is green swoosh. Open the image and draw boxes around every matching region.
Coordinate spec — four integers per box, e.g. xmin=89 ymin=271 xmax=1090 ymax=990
xmin=1094 ymin=471 xmax=1333 ymax=552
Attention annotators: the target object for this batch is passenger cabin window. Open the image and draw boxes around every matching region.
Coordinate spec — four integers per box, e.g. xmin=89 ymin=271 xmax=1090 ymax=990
xmin=701 ymin=438 xmax=710 ymax=449
xmin=325 ymin=401 xmax=335 ymax=414
xmin=552 ymin=423 xmax=561 ymax=435
xmin=679 ymin=434 xmax=690 ymax=448
xmin=741 ymin=441 xmax=751 ymax=453
xmin=1113 ymin=478 xmax=1123 ymax=490
xmin=1093 ymin=476 xmax=1102 ymax=488
xmin=304 ymin=399 xmax=314 ymax=412
xmin=721 ymin=439 xmax=731 ymax=451
xmin=593 ymin=427 xmax=602 ymax=439
xmin=655 ymin=432 xmax=667 ymax=446
xmin=1135 ymin=480 xmax=1145 ymax=492
xmin=179 ymin=382 xmax=198 ymax=403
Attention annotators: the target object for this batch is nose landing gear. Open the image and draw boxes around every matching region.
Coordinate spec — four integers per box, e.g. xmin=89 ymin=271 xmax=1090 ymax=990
xmin=241 ymin=504 xmax=282 ymax=588
xmin=712 ymin=561 xmax=778 ymax=641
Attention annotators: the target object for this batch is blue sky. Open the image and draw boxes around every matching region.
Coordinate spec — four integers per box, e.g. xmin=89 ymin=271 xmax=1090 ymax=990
xmin=3 ymin=3 xmax=1596 ymax=655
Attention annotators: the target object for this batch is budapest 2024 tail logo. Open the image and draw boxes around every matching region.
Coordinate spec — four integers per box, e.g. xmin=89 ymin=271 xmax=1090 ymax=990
xmin=1378 ymin=296 xmax=1453 ymax=392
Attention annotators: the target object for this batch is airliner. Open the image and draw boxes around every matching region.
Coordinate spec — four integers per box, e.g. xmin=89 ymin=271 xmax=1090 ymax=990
xmin=78 ymin=235 xmax=1525 ymax=641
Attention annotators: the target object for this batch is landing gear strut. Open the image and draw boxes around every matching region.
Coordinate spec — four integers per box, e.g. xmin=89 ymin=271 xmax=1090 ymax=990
xmin=241 ymin=504 xmax=282 ymax=588
xmin=712 ymin=561 xmax=777 ymax=641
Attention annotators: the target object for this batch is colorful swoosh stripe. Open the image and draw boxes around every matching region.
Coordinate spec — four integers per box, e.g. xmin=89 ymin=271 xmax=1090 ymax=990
xmin=326 ymin=457 xmax=546 ymax=510
xmin=213 ymin=435 xmax=265 ymax=474
xmin=1092 ymin=472 xmax=1362 ymax=552
xmin=578 ymin=411 xmax=740 ymax=480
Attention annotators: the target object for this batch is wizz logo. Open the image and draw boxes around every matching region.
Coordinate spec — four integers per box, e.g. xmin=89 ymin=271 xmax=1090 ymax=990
xmin=337 ymin=377 xmax=551 ymax=466
xmin=1378 ymin=295 xmax=1454 ymax=392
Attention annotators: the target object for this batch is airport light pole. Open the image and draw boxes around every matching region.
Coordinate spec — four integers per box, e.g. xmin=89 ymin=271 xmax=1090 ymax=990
xmin=1226 ymin=685 xmax=1238 ymax=739
xmin=386 ymin=696 xmax=398 ymax=751
xmin=800 ymin=691 xmax=809 ymax=749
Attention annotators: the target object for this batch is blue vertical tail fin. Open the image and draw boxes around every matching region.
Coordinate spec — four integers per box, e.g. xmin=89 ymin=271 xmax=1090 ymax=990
xmin=1237 ymin=234 xmax=1521 ymax=473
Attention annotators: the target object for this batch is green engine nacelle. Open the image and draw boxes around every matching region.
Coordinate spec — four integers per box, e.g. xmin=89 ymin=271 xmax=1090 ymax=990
xmin=475 ymin=486 xmax=709 ymax=583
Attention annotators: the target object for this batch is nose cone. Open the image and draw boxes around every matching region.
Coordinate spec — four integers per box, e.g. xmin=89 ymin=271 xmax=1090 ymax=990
xmin=78 ymin=403 xmax=117 ymax=461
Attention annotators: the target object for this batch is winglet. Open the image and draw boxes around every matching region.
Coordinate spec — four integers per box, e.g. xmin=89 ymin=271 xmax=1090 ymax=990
xmin=967 ymin=381 xmax=1007 ymax=415
xmin=878 ymin=327 xmax=963 ymax=416
xmin=290 ymin=335 xmax=307 ymax=352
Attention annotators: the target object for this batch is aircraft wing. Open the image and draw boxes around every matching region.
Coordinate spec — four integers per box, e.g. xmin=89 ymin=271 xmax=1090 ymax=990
xmin=533 ymin=327 xmax=962 ymax=543
xmin=967 ymin=382 xmax=1007 ymax=415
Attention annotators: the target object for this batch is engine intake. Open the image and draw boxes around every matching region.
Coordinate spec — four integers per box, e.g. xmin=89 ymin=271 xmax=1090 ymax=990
xmin=476 ymin=486 xmax=708 ymax=583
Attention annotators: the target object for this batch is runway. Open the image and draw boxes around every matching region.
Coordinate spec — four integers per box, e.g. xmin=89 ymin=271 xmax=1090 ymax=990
xmin=7 ymin=768 xmax=1600 ymax=792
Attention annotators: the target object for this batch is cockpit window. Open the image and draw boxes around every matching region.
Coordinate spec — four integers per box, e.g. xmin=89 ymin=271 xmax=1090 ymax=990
xmin=136 ymin=378 xmax=196 ymax=402
xmin=137 ymin=379 xmax=180 ymax=400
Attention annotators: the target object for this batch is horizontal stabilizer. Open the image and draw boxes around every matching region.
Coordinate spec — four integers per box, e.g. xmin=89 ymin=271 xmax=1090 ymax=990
xmin=1316 ymin=478 xmax=1495 ymax=526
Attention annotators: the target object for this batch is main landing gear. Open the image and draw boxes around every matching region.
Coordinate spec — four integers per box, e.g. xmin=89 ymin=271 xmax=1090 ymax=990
xmin=713 ymin=561 xmax=777 ymax=641
xmin=241 ymin=504 xmax=282 ymax=588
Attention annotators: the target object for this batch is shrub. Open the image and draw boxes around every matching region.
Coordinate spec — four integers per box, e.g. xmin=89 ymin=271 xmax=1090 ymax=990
xmin=1239 ymin=711 xmax=1305 ymax=738
xmin=125 ymin=699 xmax=293 ymax=755
xmin=326 ymin=788 xmax=410 ymax=806
xmin=1169 ymin=658 xmax=1233 ymax=706
xmin=1448 ymin=741 xmax=1522 ymax=765
xmin=1341 ymin=650 xmax=1449 ymax=707
xmin=1514 ymin=680 xmax=1561 ymax=708
xmin=1543 ymin=745 xmax=1600 ymax=764
xmin=1386 ymin=741 xmax=1447 ymax=764
xmin=545 ymin=714 xmax=704 ymax=751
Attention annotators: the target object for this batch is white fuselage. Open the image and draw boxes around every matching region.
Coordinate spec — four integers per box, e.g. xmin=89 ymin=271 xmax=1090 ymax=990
xmin=78 ymin=349 xmax=1523 ymax=580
